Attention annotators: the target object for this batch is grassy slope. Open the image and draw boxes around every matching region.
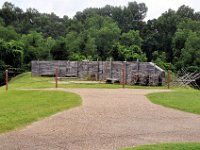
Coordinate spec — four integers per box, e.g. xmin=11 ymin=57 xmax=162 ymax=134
xmin=123 ymin=143 xmax=200 ymax=150
xmin=9 ymin=72 xmax=53 ymax=89
xmin=0 ymin=73 xmax=81 ymax=133
xmin=147 ymin=89 xmax=200 ymax=115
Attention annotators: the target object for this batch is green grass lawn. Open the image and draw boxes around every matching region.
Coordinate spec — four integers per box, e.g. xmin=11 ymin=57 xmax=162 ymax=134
xmin=147 ymin=89 xmax=200 ymax=115
xmin=123 ymin=143 xmax=200 ymax=150
xmin=8 ymin=72 xmax=53 ymax=89
xmin=8 ymin=72 xmax=166 ymax=89
xmin=0 ymin=90 xmax=81 ymax=133
xmin=0 ymin=73 xmax=82 ymax=133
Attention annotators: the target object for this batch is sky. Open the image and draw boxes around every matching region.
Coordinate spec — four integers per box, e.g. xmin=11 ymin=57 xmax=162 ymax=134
xmin=0 ymin=0 xmax=200 ymax=21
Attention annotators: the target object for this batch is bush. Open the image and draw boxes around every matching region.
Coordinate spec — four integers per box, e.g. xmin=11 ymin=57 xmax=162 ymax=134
xmin=187 ymin=66 xmax=200 ymax=72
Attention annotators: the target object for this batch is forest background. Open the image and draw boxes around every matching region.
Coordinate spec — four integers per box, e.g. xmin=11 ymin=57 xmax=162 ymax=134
xmin=0 ymin=1 xmax=200 ymax=84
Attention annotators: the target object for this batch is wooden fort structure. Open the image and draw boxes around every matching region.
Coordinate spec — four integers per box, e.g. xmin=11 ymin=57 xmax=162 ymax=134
xmin=31 ymin=60 xmax=165 ymax=85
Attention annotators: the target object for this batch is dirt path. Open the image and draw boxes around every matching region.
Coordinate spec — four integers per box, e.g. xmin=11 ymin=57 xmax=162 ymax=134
xmin=0 ymin=88 xmax=200 ymax=150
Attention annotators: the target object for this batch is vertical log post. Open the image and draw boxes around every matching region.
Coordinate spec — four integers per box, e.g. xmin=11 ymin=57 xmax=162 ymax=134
xmin=97 ymin=59 xmax=99 ymax=81
xmin=110 ymin=58 xmax=112 ymax=79
xmin=167 ymin=66 xmax=171 ymax=89
xmin=5 ymin=70 xmax=8 ymax=92
xmin=124 ymin=61 xmax=127 ymax=84
xmin=122 ymin=68 xmax=125 ymax=89
xmin=55 ymin=68 xmax=58 ymax=88
xmin=77 ymin=61 xmax=79 ymax=78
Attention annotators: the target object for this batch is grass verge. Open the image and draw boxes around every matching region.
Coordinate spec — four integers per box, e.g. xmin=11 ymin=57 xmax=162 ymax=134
xmin=122 ymin=143 xmax=200 ymax=150
xmin=147 ymin=89 xmax=200 ymax=115
xmin=0 ymin=90 xmax=81 ymax=133
xmin=0 ymin=72 xmax=82 ymax=133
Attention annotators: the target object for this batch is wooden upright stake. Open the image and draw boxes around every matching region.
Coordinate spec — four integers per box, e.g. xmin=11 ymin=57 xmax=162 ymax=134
xmin=97 ymin=59 xmax=99 ymax=81
xmin=167 ymin=67 xmax=171 ymax=89
xmin=5 ymin=70 xmax=8 ymax=92
xmin=55 ymin=68 xmax=58 ymax=88
xmin=122 ymin=68 xmax=125 ymax=89
xmin=110 ymin=58 xmax=112 ymax=79
xmin=124 ymin=61 xmax=127 ymax=84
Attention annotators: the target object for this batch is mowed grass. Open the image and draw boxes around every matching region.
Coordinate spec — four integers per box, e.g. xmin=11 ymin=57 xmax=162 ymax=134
xmin=0 ymin=73 xmax=82 ymax=133
xmin=9 ymin=73 xmax=53 ymax=89
xmin=0 ymin=90 xmax=81 ymax=133
xmin=8 ymin=72 xmax=166 ymax=89
xmin=147 ymin=89 xmax=200 ymax=115
xmin=123 ymin=143 xmax=200 ymax=150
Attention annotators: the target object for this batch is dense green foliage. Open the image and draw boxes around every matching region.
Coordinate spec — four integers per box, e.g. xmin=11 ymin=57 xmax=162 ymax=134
xmin=0 ymin=1 xmax=200 ymax=83
xmin=147 ymin=89 xmax=200 ymax=115
xmin=123 ymin=143 xmax=200 ymax=150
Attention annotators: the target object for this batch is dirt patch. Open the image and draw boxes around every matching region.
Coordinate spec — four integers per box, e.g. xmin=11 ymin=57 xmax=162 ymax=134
xmin=0 ymin=89 xmax=200 ymax=150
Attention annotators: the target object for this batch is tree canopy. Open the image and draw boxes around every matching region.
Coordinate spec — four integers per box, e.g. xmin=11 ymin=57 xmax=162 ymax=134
xmin=0 ymin=1 xmax=200 ymax=83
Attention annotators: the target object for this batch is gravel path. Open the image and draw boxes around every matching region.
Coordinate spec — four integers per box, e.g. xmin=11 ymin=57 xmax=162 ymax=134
xmin=0 ymin=88 xmax=200 ymax=150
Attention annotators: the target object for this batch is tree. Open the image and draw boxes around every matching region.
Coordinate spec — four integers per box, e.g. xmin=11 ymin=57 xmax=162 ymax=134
xmin=84 ymin=35 xmax=97 ymax=59
xmin=66 ymin=19 xmax=84 ymax=33
xmin=51 ymin=37 xmax=70 ymax=60
xmin=179 ymin=32 xmax=200 ymax=68
xmin=111 ymin=42 xmax=146 ymax=61
xmin=65 ymin=31 xmax=82 ymax=53
xmin=0 ymin=25 xmax=19 ymax=41
xmin=177 ymin=5 xmax=195 ymax=19
xmin=21 ymin=31 xmax=47 ymax=63
xmin=172 ymin=19 xmax=200 ymax=70
xmin=0 ymin=17 xmax=5 ymax=26
xmin=46 ymin=37 xmax=55 ymax=60
xmin=120 ymin=30 xmax=142 ymax=47
xmin=155 ymin=9 xmax=181 ymax=62
xmin=85 ymin=15 xmax=121 ymax=60
xmin=127 ymin=2 xmax=147 ymax=20
xmin=141 ymin=19 xmax=160 ymax=61
xmin=152 ymin=51 xmax=167 ymax=69
xmin=0 ymin=2 xmax=16 ymax=25
xmin=110 ymin=42 xmax=126 ymax=61
xmin=110 ymin=2 xmax=147 ymax=32
xmin=0 ymin=39 xmax=23 ymax=68
xmin=172 ymin=28 xmax=188 ymax=61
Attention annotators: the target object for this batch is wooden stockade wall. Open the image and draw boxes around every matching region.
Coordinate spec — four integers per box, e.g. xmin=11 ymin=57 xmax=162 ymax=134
xmin=31 ymin=61 xmax=165 ymax=85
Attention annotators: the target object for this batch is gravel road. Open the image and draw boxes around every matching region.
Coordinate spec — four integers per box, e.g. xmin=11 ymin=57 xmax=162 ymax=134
xmin=0 ymin=88 xmax=200 ymax=150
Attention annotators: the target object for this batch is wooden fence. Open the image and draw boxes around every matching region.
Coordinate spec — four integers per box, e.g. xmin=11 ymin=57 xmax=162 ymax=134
xmin=32 ymin=60 xmax=165 ymax=85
